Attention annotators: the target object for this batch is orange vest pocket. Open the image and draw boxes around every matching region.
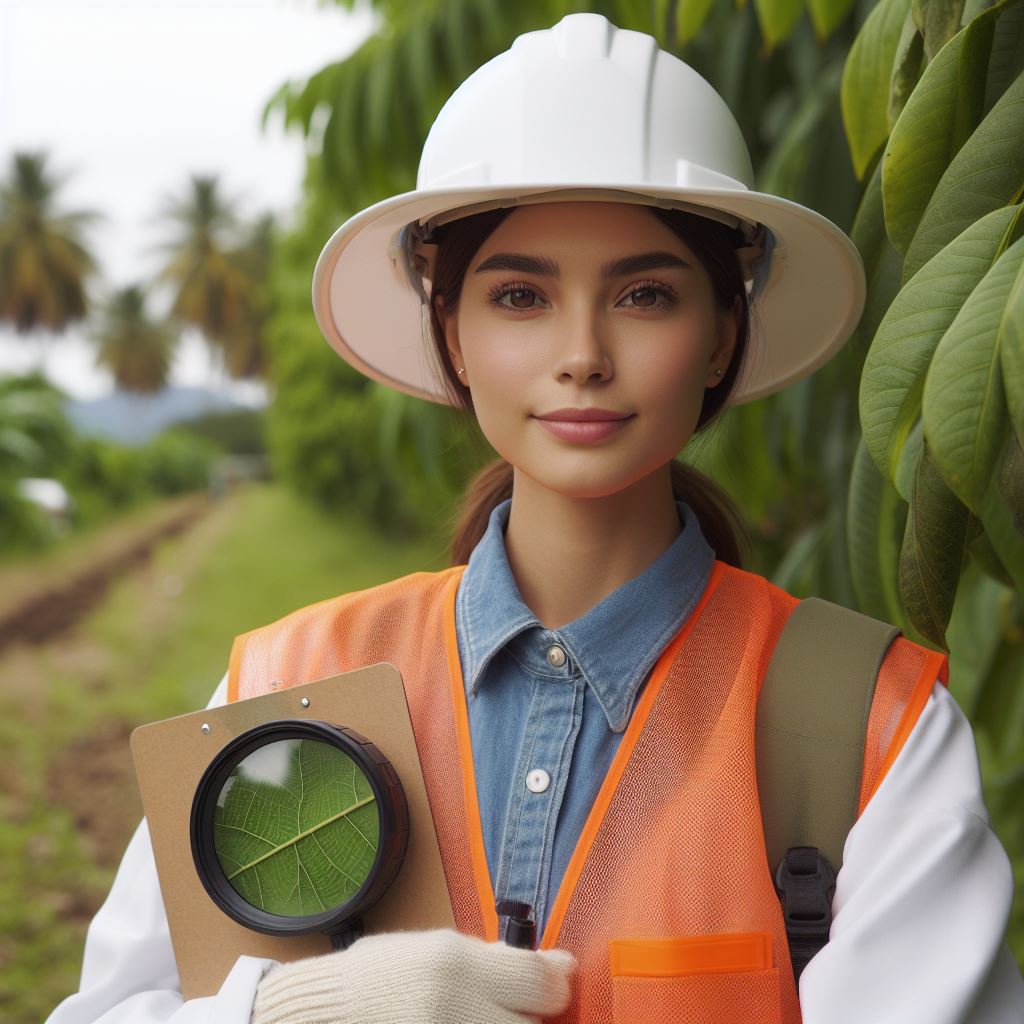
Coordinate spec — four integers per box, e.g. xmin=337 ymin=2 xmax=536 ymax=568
xmin=609 ymin=933 xmax=782 ymax=1024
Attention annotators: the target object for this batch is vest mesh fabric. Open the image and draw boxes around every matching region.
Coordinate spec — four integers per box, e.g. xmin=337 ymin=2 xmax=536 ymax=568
xmin=228 ymin=560 xmax=948 ymax=1024
xmin=541 ymin=563 xmax=801 ymax=1024
xmin=857 ymin=637 xmax=949 ymax=816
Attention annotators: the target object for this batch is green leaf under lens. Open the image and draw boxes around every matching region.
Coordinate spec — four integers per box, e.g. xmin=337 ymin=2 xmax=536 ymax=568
xmin=213 ymin=739 xmax=379 ymax=918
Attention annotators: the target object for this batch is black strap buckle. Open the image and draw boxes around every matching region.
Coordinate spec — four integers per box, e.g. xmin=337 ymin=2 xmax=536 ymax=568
xmin=774 ymin=846 xmax=837 ymax=982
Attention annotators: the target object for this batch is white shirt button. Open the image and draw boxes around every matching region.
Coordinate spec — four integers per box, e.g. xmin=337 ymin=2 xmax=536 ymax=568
xmin=546 ymin=644 xmax=566 ymax=668
xmin=526 ymin=768 xmax=550 ymax=793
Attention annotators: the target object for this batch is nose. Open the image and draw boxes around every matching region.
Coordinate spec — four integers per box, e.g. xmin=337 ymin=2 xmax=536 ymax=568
xmin=552 ymin=305 xmax=614 ymax=385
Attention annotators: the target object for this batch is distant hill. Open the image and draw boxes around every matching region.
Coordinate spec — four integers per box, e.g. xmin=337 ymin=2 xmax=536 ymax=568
xmin=65 ymin=387 xmax=246 ymax=445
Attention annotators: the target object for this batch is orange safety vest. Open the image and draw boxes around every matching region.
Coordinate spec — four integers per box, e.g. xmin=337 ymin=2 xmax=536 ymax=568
xmin=228 ymin=559 xmax=948 ymax=1024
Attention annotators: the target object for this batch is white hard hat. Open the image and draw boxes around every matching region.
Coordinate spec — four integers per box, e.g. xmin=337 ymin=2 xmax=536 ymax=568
xmin=312 ymin=12 xmax=865 ymax=407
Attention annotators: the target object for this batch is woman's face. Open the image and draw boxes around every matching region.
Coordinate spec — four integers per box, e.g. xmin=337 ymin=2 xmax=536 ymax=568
xmin=439 ymin=201 xmax=740 ymax=499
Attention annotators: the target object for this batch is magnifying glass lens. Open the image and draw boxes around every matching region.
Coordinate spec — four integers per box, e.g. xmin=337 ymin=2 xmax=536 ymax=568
xmin=213 ymin=738 xmax=380 ymax=918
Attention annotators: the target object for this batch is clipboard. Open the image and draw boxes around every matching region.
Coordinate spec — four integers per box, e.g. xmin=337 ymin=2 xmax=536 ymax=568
xmin=130 ymin=662 xmax=456 ymax=999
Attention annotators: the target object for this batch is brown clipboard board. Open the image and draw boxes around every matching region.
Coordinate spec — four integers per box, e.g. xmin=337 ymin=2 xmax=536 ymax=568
xmin=130 ymin=663 xmax=456 ymax=999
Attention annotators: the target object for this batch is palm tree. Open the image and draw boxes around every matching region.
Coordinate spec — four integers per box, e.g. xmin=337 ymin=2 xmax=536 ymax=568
xmin=153 ymin=174 xmax=254 ymax=349
xmin=0 ymin=150 xmax=101 ymax=334
xmin=221 ymin=212 xmax=276 ymax=380
xmin=91 ymin=284 xmax=177 ymax=393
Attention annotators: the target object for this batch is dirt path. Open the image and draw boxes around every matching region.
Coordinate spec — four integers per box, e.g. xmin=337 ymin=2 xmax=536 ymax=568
xmin=0 ymin=494 xmax=209 ymax=653
xmin=1 ymin=492 xmax=242 ymax=870
xmin=0 ymin=492 xmax=252 ymax=1023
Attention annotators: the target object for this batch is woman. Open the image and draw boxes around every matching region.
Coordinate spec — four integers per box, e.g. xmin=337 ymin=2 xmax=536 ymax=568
xmin=48 ymin=13 xmax=1022 ymax=1024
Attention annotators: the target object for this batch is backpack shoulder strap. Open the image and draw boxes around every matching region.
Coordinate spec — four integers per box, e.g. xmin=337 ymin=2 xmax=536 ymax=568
xmin=756 ymin=596 xmax=900 ymax=981
xmin=757 ymin=595 xmax=900 ymax=874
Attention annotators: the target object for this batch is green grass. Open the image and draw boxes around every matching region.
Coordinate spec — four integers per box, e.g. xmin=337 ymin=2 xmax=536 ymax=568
xmin=81 ymin=483 xmax=451 ymax=720
xmin=1 ymin=484 xmax=449 ymax=1023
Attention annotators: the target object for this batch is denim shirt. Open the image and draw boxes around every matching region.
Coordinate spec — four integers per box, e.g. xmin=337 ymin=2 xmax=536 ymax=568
xmin=454 ymin=496 xmax=715 ymax=939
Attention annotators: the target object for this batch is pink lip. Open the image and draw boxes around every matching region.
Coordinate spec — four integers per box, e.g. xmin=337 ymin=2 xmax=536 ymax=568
xmin=535 ymin=408 xmax=632 ymax=422
xmin=534 ymin=417 xmax=633 ymax=443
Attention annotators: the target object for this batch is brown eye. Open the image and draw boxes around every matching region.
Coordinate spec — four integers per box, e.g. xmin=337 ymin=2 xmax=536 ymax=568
xmin=619 ymin=282 xmax=675 ymax=310
xmin=508 ymin=288 xmax=536 ymax=308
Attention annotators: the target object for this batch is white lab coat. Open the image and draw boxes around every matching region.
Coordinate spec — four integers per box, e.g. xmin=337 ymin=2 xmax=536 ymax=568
xmin=46 ymin=674 xmax=1024 ymax=1024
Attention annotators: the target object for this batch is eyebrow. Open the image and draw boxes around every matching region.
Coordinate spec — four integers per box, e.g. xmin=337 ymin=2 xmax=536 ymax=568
xmin=472 ymin=250 xmax=693 ymax=278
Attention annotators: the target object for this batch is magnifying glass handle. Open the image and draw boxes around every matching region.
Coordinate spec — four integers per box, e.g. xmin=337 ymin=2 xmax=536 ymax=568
xmin=495 ymin=900 xmax=536 ymax=949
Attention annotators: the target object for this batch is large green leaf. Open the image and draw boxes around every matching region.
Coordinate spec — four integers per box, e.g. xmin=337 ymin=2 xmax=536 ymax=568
xmin=847 ymin=155 xmax=905 ymax=362
xmin=980 ymin=431 xmax=1024 ymax=590
xmin=753 ymin=0 xmax=806 ymax=52
xmin=882 ymin=1 xmax=1000 ymax=255
xmin=848 ymin=434 xmax=910 ymax=625
xmin=887 ymin=9 xmax=926 ymax=129
xmin=902 ymin=65 xmax=1024 ymax=281
xmin=999 ymin=429 xmax=1024 ymax=532
xmin=861 ymin=204 xmax=1024 ymax=484
xmin=899 ymin=441 xmax=981 ymax=646
xmin=912 ymin=0 xmax=968 ymax=60
xmin=214 ymin=738 xmax=379 ymax=916
xmin=842 ymin=0 xmax=914 ymax=179
xmin=894 ymin=417 xmax=925 ymax=501
xmin=983 ymin=0 xmax=1024 ymax=112
xmin=677 ymin=0 xmax=718 ymax=44
xmin=1001 ymin=243 xmax=1024 ymax=452
xmin=923 ymin=234 xmax=1024 ymax=514
xmin=807 ymin=0 xmax=857 ymax=41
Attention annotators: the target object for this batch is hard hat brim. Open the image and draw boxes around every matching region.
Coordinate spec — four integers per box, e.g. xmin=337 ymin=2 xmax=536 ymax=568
xmin=311 ymin=183 xmax=866 ymax=408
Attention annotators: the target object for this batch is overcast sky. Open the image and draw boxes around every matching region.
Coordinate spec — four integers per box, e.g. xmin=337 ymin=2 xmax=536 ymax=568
xmin=0 ymin=0 xmax=375 ymax=403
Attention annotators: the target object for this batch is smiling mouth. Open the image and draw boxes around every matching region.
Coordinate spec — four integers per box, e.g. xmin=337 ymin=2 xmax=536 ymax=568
xmin=532 ymin=416 xmax=635 ymax=443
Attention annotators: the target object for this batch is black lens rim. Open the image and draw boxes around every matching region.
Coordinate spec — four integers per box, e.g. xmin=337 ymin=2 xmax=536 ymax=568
xmin=190 ymin=718 xmax=407 ymax=938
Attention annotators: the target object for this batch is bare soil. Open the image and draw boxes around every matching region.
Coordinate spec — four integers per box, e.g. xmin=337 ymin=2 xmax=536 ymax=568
xmin=0 ymin=494 xmax=208 ymax=652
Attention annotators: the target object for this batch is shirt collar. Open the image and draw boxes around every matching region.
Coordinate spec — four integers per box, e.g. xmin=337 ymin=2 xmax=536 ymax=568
xmin=455 ymin=496 xmax=715 ymax=732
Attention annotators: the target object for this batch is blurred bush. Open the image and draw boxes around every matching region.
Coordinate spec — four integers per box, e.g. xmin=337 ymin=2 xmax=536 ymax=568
xmin=0 ymin=372 xmax=220 ymax=555
xmin=173 ymin=407 xmax=267 ymax=455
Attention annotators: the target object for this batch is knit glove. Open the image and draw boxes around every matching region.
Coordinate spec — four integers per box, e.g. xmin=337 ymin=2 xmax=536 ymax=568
xmin=250 ymin=927 xmax=577 ymax=1024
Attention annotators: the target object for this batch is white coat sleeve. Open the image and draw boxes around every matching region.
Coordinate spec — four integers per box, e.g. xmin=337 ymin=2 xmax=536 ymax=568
xmin=45 ymin=673 xmax=277 ymax=1024
xmin=798 ymin=680 xmax=1024 ymax=1023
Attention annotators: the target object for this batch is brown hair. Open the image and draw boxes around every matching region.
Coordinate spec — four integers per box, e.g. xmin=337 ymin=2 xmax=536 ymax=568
xmin=426 ymin=204 xmax=753 ymax=568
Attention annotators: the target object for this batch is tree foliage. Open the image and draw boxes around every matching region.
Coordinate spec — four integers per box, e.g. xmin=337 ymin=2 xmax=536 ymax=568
xmin=91 ymin=284 xmax=177 ymax=393
xmin=845 ymin=0 xmax=1024 ymax=646
xmin=152 ymin=175 xmax=275 ymax=381
xmin=0 ymin=151 xmax=100 ymax=335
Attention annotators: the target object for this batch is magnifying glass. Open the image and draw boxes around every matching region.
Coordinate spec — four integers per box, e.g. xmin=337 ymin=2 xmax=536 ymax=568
xmin=190 ymin=719 xmax=408 ymax=949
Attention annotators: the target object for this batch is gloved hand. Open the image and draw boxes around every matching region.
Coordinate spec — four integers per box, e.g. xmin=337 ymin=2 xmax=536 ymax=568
xmin=250 ymin=927 xmax=577 ymax=1024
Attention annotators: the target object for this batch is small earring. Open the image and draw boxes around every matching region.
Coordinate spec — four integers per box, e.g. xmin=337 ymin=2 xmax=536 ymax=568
xmin=457 ymin=368 xmax=465 ymax=376
xmin=714 ymin=368 xmax=723 ymax=377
